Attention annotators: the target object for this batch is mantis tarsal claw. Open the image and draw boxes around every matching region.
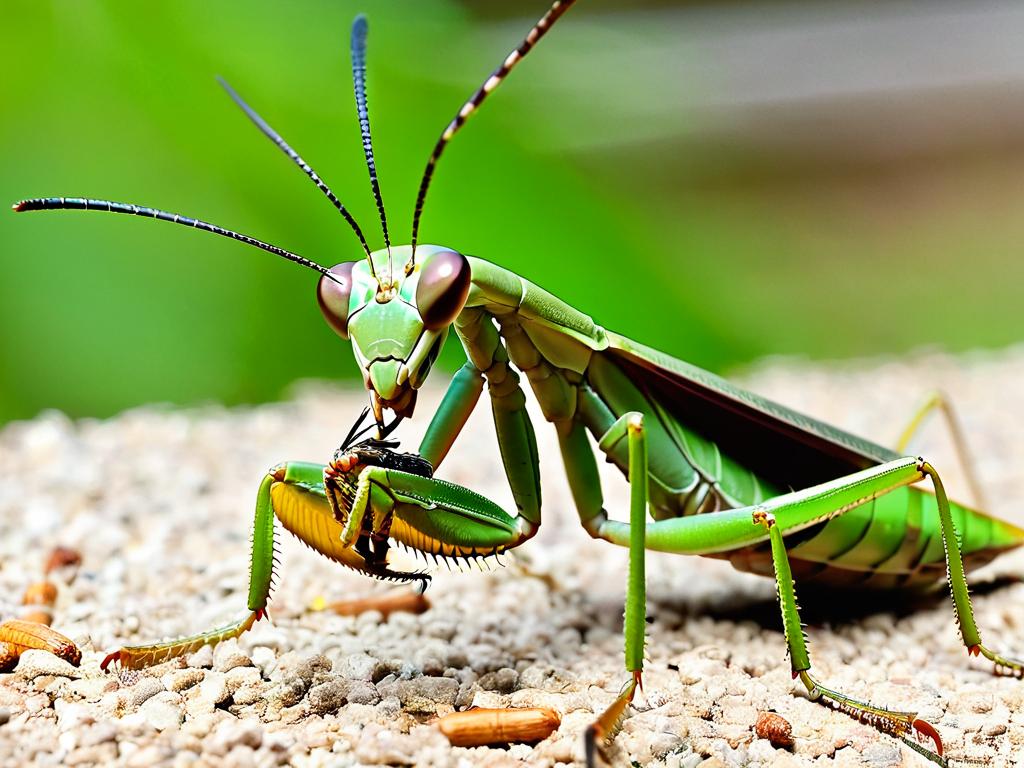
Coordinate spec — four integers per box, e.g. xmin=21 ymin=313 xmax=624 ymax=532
xmin=972 ymin=643 xmax=1024 ymax=678
xmin=584 ymin=674 xmax=640 ymax=768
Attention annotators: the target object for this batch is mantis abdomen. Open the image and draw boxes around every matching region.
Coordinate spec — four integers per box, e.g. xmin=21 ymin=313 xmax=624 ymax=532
xmin=460 ymin=257 xmax=1024 ymax=591
xmin=716 ymin=486 xmax=1021 ymax=589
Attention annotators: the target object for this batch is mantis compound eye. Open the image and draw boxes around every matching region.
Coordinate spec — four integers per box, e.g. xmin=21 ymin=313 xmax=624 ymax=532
xmin=317 ymin=262 xmax=357 ymax=339
xmin=415 ymin=250 xmax=471 ymax=330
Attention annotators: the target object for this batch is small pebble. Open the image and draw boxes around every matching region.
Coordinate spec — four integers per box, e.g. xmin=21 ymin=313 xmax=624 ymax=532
xmin=167 ymin=668 xmax=205 ymax=693
xmin=225 ymin=666 xmax=260 ymax=694
xmin=294 ymin=655 xmax=333 ymax=685
xmin=376 ymin=677 xmax=459 ymax=714
xmin=268 ymin=677 xmax=307 ymax=709
xmin=186 ymin=645 xmax=214 ymax=669
xmin=341 ymin=652 xmax=385 ymax=682
xmin=984 ymin=722 xmax=1008 ymax=737
xmin=249 ymin=646 xmax=276 ymax=676
xmin=128 ymin=677 xmax=165 ymax=709
xmin=214 ymin=647 xmax=252 ymax=674
xmin=231 ymin=683 xmax=265 ymax=707
xmin=211 ymin=720 xmax=263 ymax=751
xmin=478 ymin=667 xmax=518 ymax=694
xmin=15 ymin=649 xmax=82 ymax=680
xmin=139 ymin=692 xmax=183 ymax=731
xmin=197 ymin=671 xmax=231 ymax=706
xmin=307 ymin=680 xmax=350 ymax=715
xmin=344 ymin=681 xmax=380 ymax=706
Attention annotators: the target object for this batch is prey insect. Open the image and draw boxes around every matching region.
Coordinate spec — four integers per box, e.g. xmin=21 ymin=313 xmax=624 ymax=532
xmin=14 ymin=1 xmax=1023 ymax=765
xmin=97 ymin=406 xmax=529 ymax=671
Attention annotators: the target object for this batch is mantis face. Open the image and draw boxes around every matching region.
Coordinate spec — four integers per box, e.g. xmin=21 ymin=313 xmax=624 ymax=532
xmin=317 ymin=244 xmax=471 ymax=421
xmin=14 ymin=1 xmax=560 ymax=429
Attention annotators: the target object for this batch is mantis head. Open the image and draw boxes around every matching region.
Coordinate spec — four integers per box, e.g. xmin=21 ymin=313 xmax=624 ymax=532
xmin=317 ymin=244 xmax=471 ymax=421
xmin=13 ymin=4 xmax=575 ymax=432
xmin=308 ymin=2 xmax=573 ymax=426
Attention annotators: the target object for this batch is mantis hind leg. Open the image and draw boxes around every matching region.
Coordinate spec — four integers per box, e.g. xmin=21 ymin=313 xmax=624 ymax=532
xmin=755 ymin=511 xmax=947 ymax=764
xmin=572 ymin=454 xmax=1022 ymax=765
xmin=897 ymin=391 xmax=987 ymax=509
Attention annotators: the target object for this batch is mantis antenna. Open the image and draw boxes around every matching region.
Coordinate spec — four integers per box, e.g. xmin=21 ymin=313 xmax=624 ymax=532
xmin=11 ymin=197 xmax=341 ymax=283
xmin=216 ymin=76 xmax=381 ymax=284
xmin=351 ymin=15 xmax=393 ymax=285
xmin=407 ymin=0 xmax=578 ymax=271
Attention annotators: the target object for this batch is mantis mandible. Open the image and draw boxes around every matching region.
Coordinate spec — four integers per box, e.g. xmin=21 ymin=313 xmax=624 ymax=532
xmin=13 ymin=2 xmax=1024 ymax=765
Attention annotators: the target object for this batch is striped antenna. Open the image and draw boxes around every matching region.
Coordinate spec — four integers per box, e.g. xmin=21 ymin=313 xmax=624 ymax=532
xmin=217 ymin=76 xmax=380 ymax=283
xmin=12 ymin=197 xmax=341 ymax=283
xmin=350 ymin=15 xmax=392 ymax=283
xmin=407 ymin=0 xmax=578 ymax=270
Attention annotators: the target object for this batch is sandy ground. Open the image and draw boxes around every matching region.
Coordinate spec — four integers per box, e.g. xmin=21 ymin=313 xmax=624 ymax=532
xmin=0 ymin=349 xmax=1023 ymax=768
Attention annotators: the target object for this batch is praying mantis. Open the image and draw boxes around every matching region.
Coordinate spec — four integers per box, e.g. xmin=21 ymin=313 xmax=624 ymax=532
xmin=13 ymin=1 xmax=1024 ymax=765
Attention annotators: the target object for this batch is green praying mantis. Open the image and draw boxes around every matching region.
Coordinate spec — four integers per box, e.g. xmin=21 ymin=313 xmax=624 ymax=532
xmin=13 ymin=1 xmax=1024 ymax=765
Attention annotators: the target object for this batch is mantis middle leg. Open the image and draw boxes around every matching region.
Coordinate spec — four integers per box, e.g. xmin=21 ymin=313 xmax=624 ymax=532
xmin=578 ymin=413 xmax=649 ymax=766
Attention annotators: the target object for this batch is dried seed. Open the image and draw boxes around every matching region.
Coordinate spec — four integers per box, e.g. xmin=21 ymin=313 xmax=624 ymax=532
xmin=22 ymin=581 xmax=58 ymax=607
xmin=21 ymin=610 xmax=53 ymax=627
xmin=315 ymin=589 xmax=431 ymax=618
xmin=755 ymin=711 xmax=793 ymax=748
xmin=436 ymin=707 xmax=560 ymax=747
xmin=0 ymin=643 xmax=18 ymax=673
xmin=0 ymin=620 xmax=81 ymax=667
xmin=44 ymin=546 xmax=82 ymax=574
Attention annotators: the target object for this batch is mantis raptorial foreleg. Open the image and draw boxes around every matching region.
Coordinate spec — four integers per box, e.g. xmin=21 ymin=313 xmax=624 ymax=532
xmin=102 ymin=462 xmax=433 ymax=671
xmin=420 ymin=311 xmax=544 ymax=532
xmin=419 ymin=361 xmax=485 ymax=469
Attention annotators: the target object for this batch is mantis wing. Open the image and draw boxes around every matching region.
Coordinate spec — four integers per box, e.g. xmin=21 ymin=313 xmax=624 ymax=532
xmin=603 ymin=334 xmax=901 ymax=490
xmin=467 ymin=256 xmax=899 ymax=493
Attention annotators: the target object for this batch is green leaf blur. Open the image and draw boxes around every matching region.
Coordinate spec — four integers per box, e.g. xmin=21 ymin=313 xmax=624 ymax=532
xmin=2 ymin=1 xmax=1022 ymax=423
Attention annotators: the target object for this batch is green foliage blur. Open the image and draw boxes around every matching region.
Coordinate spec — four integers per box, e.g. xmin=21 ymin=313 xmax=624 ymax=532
xmin=2 ymin=1 xmax=1023 ymax=424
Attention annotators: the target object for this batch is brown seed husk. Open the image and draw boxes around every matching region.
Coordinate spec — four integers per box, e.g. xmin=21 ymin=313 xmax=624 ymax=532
xmin=320 ymin=589 xmax=431 ymax=619
xmin=21 ymin=610 xmax=53 ymax=626
xmin=22 ymin=581 xmax=58 ymax=607
xmin=44 ymin=546 xmax=82 ymax=574
xmin=0 ymin=619 xmax=81 ymax=667
xmin=0 ymin=642 xmax=19 ymax=673
xmin=755 ymin=710 xmax=794 ymax=748
xmin=436 ymin=707 xmax=561 ymax=747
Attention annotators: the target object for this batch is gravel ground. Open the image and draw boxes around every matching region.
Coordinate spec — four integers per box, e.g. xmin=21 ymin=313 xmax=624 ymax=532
xmin=1 ymin=349 xmax=1023 ymax=768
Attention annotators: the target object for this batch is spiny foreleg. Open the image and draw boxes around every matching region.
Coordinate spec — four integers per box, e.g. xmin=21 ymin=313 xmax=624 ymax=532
xmin=101 ymin=471 xmax=279 ymax=671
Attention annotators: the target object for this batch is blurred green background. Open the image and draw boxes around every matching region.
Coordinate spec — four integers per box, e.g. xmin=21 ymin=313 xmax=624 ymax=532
xmin=3 ymin=1 xmax=1023 ymax=424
